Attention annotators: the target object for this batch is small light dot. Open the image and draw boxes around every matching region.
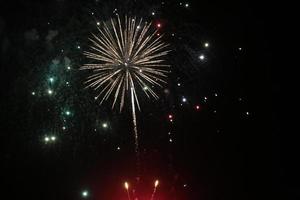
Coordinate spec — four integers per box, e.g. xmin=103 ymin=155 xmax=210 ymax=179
xmin=182 ymin=97 xmax=187 ymax=102
xmin=177 ymin=83 xmax=181 ymax=86
xmin=143 ymin=86 xmax=148 ymax=90
xmin=214 ymin=93 xmax=218 ymax=97
xmin=169 ymin=138 xmax=173 ymax=142
xmin=82 ymin=190 xmax=89 ymax=198
xmin=117 ymin=146 xmax=120 ymax=150
xmin=151 ymin=12 xmax=155 ymax=16
xmin=137 ymin=25 xmax=140 ymax=29
xmin=44 ymin=137 xmax=49 ymax=142
xmin=199 ymin=54 xmax=205 ymax=60
xmin=185 ymin=3 xmax=189 ymax=7
xmin=65 ymin=111 xmax=71 ymax=116
xmin=32 ymin=92 xmax=36 ymax=95
xmin=168 ymin=114 xmax=173 ymax=119
xmin=195 ymin=105 xmax=200 ymax=110
xmin=96 ymin=22 xmax=100 ymax=25
xmin=77 ymin=45 xmax=81 ymax=49
xmin=183 ymin=184 xmax=187 ymax=187
xmin=51 ymin=136 xmax=56 ymax=141
xmin=157 ymin=23 xmax=161 ymax=28
xmin=47 ymin=89 xmax=53 ymax=95
xmin=239 ymin=47 xmax=242 ymax=51
xmin=49 ymin=77 xmax=54 ymax=82
xmin=204 ymin=42 xmax=209 ymax=47
xmin=246 ymin=112 xmax=250 ymax=115
xmin=204 ymin=96 xmax=208 ymax=100
xmin=102 ymin=123 xmax=108 ymax=128
xmin=62 ymin=126 xmax=66 ymax=130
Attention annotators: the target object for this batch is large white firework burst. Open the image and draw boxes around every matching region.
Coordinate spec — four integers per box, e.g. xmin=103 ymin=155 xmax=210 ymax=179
xmin=80 ymin=15 xmax=170 ymax=112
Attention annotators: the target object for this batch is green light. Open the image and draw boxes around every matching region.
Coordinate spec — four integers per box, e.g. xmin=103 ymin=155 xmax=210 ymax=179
xmin=47 ymin=89 xmax=53 ymax=95
xmin=49 ymin=77 xmax=54 ymax=83
xmin=65 ymin=111 xmax=71 ymax=116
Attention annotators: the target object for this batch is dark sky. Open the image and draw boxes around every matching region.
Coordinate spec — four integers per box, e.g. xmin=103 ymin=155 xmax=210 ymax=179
xmin=0 ymin=1 xmax=283 ymax=200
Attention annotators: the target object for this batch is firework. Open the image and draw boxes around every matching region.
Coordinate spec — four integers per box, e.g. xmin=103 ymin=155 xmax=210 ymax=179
xmin=81 ymin=15 xmax=170 ymax=164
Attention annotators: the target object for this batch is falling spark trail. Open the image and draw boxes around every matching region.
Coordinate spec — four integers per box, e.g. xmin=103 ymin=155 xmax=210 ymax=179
xmin=131 ymin=87 xmax=140 ymax=173
xmin=150 ymin=180 xmax=159 ymax=200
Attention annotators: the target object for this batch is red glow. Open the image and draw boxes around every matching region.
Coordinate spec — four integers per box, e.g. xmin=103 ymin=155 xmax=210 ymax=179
xmin=168 ymin=114 xmax=173 ymax=119
xmin=157 ymin=23 xmax=161 ymax=28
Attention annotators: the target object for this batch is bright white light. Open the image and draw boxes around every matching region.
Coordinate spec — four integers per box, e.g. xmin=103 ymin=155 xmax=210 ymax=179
xmin=67 ymin=66 xmax=71 ymax=70
xmin=246 ymin=112 xmax=250 ymax=115
xmin=155 ymin=180 xmax=159 ymax=187
xmin=124 ymin=182 xmax=129 ymax=189
xmin=117 ymin=146 xmax=120 ymax=150
xmin=204 ymin=42 xmax=209 ymax=47
xmin=185 ymin=3 xmax=189 ymax=7
xmin=51 ymin=136 xmax=56 ymax=141
xmin=182 ymin=97 xmax=187 ymax=102
xmin=77 ymin=45 xmax=81 ymax=49
xmin=199 ymin=54 xmax=205 ymax=60
xmin=151 ymin=12 xmax=155 ymax=16
xmin=62 ymin=126 xmax=66 ymax=130
xmin=44 ymin=137 xmax=49 ymax=142
xmin=82 ymin=190 xmax=88 ymax=197
xmin=32 ymin=92 xmax=35 ymax=95
xmin=49 ymin=77 xmax=54 ymax=82
xmin=96 ymin=22 xmax=100 ymax=25
xmin=102 ymin=123 xmax=108 ymax=128
xmin=143 ymin=86 xmax=148 ymax=90
xmin=65 ymin=111 xmax=71 ymax=116
xmin=169 ymin=138 xmax=173 ymax=142
xmin=48 ymin=89 xmax=53 ymax=95
xmin=214 ymin=93 xmax=218 ymax=97
xmin=239 ymin=47 xmax=242 ymax=51
xmin=177 ymin=83 xmax=181 ymax=86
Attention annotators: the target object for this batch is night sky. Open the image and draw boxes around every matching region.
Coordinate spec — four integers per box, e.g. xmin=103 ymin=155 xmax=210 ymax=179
xmin=1 ymin=1 xmax=282 ymax=200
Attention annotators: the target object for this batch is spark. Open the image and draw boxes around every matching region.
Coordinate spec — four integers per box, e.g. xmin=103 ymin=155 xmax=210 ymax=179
xmin=47 ymin=89 xmax=53 ymax=95
xmin=199 ymin=54 xmax=205 ymax=60
xmin=81 ymin=190 xmax=89 ymax=198
xmin=151 ymin=180 xmax=160 ymax=200
xmin=124 ymin=182 xmax=131 ymax=200
xmin=81 ymin=15 xmax=170 ymax=168
xmin=102 ymin=122 xmax=108 ymax=128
